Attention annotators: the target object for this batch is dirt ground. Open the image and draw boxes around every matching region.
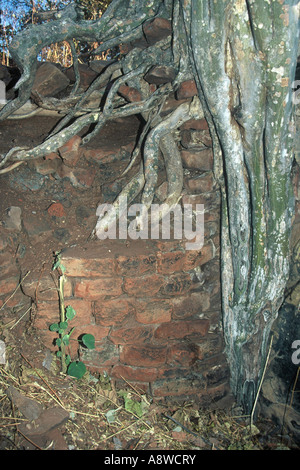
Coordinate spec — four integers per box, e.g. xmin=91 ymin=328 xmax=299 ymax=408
xmin=0 ymin=115 xmax=298 ymax=450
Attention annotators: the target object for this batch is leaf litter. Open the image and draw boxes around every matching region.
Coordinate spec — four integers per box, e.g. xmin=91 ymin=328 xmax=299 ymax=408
xmin=0 ymin=323 xmax=297 ymax=450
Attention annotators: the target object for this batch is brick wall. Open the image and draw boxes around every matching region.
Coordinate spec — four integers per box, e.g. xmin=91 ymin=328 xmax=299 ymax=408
xmin=31 ymin=236 xmax=228 ymax=403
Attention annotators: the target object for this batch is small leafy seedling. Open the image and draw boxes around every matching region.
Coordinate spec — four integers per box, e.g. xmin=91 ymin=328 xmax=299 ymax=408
xmin=50 ymin=251 xmax=95 ymax=379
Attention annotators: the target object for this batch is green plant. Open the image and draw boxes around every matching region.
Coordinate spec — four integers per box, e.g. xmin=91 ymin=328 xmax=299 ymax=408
xmin=50 ymin=251 xmax=95 ymax=379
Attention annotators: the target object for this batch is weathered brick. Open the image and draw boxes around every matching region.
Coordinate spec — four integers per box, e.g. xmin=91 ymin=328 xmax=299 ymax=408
xmin=156 ymin=251 xmax=186 ymax=274
xmin=183 ymin=243 xmax=216 ymax=269
xmin=116 ymin=254 xmax=156 ymax=276
xmin=62 ymin=256 xmax=116 ymax=278
xmin=159 ymin=272 xmax=192 ymax=296
xmin=181 ymin=148 xmax=213 ymax=171
xmin=176 ymin=80 xmax=198 ymax=100
xmin=185 ymin=173 xmax=215 ymax=193
xmin=110 ymin=324 xmax=154 ymax=345
xmin=181 ymin=118 xmax=209 ymax=131
xmin=123 ymin=274 xmax=164 ymax=296
xmin=94 ymin=297 xmax=134 ymax=326
xmin=120 ymin=345 xmax=167 ymax=367
xmin=58 ymin=135 xmax=82 ymax=167
xmin=0 ymin=276 xmax=20 ymax=296
xmin=171 ymin=292 xmax=211 ymax=319
xmin=118 ymin=84 xmax=142 ymax=103
xmin=112 ymin=364 xmax=159 ymax=382
xmin=151 ymin=375 xmax=206 ymax=398
xmin=135 ymin=299 xmax=172 ymax=324
xmin=21 ymin=273 xmax=72 ymax=301
xmin=74 ymin=277 xmax=122 ymax=299
xmin=143 ymin=17 xmax=172 ymax=45
xmin=167 ymin=343 xmax=199 ymax=366
xmin=81 ymin=340 xmax=119 ymax=366
xmin=154 ymin=319 xmax=209 ymax=340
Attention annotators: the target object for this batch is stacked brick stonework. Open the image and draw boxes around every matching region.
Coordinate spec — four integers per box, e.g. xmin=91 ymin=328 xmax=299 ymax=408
xmin=31 ymin=231 xmax=228 ymax=403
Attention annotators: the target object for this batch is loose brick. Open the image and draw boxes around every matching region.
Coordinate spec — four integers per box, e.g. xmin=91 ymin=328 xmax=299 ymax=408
xmin=123 ymin=274 xmax=164 ymax=296
xmin=112 ymin=364 xmax=159 ymax=382
xmin=74 ymin=278 xmax=122 ymax=299
xmin=135 ymin=299 xmax=172 ymax=324
xmin=118 ymin=84 xmax=142 ymax=103
xmin=154 ymin=319 xmax=209 ymax=340
xmin=120 ymin=345 xmax=167 ymax=367
xmin=94 ymin=297 xmax=134 ymax=326
xmin=176 ymin=80 xmax=198 ymax=100
xmin=58 ymin=135 xmax=82 ymax=167
xmin=47 ymin=202 xmax=66 ymax=218
xmin=143 ymin=17 xmax=172 ymax=45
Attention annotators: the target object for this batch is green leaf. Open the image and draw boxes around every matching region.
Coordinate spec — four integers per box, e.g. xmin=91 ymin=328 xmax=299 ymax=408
xmin=56 ymin=351 xmax=62 ymax=358
xmin=56 ymin=338 xmax=62 ymax=347
xmin=66 ymin=305 xmax=76 ymax=320
xmin=65 ymin=355 xmax=71 ymax=366
xmin=49 ymin=323 xmax=59 ymax=332
xmin=59 ymin=321 xmax=68 ymax=330
xmin=82 ymin=334 xmax=95 ymax=350
xmin=67 ymin=361 xmax=86 ymax=379
xmin=62 ymin=334 xmax=70 ymax=345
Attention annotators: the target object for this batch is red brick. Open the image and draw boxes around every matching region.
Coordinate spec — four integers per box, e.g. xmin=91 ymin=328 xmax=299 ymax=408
xmin=181 ymin=149 xmax=213 ymax=171
xmin=58 ymin=135 xmax=82 ymax=167
xmin=34 ymin=299 xmax=94 ymax=330
xmin=185 ymin=172 xmax=215 ymax=193
xmin=21 ymin=273 xmax=72 ymax=301
xmin=171 ymin=292 xmax=210 ymax=320
xmin=110 ymin=324 xmax=154 ymax=345
xmin=135 ymin=299 xmax=172 ymax=324
xmin=120 ymin=345 xmax=167 ymax=367
xmin=47 ymin=202 xmax=66 ymax=218
xmin=182 ymin=243 xmax=215 ymax=269
xmin=0 ymin=276 xmax=20 ymax=296
xmin=74 ymin=278 xmax=122 ymax=299
xmin=176 ymin=80 xmax=198 ymax=100
xmin=151 ymin=375 xmax=206 ymax=398
xmin=123 ymin=274 xmax=164 ymax=296
xmin=118 ymin=84 xmax=142 ymax=102
xmin=62 ymin=256 xmax=116 ymax=278
xmin=77 ymin=324 xmax=110 ymax=342
xmin=167 ymin=343 xmax=199 ymax=366
xmin=154 ymin=319 xmax=209 ymax=340
xmin=112 ymin=364 xmax=159 ymax=382
xmin=94 ymin=297 xmax=134 ymax=326
xmin=159 ymin=272 xmax=192 ymax=296
xmin=143 ymin=17 xmax=172 ymax=45
xmin=116 ymin=254 xmax=156 ymax=275
xmin=156 ymin=251 xmax=186 ymax=274
xmin=181 ymin=118 xmax=209 ymax=131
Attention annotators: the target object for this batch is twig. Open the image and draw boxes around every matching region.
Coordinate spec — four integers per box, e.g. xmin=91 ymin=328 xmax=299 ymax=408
xmin=250 ymin=334 xmax=273 ymax=428
xmin=20 ymin=353 xmax=64 ymax=407
xmin=0 ymin=271 xmax=31 ymax=312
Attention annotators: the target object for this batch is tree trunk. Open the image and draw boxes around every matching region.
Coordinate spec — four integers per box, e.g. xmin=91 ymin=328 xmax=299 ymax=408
xmin=183 ymin=0 xmax=299 ymax=412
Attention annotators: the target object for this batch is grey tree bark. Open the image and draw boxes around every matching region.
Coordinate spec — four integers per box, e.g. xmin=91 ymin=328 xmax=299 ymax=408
xmin=0 ymin=0 xmax=299 ymax=414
